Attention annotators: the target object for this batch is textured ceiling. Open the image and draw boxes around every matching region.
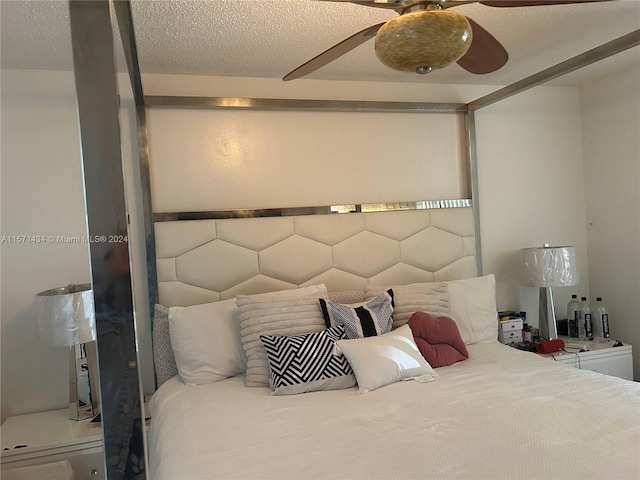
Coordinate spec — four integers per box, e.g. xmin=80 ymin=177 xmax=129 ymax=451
xmin=1 ymin=0 xmax=639 ymax=87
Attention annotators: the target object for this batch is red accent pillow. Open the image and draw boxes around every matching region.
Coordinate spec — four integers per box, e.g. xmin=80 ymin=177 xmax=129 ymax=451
xmin=407 ymin=312 xmax=469 ymax=367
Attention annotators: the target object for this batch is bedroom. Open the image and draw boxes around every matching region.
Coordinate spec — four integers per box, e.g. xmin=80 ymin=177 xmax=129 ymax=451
xmin=1 ymin=0 xmax=639 ymax=479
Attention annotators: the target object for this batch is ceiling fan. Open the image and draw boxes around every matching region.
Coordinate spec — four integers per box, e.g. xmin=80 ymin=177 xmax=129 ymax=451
xmin=283 ymin=0 xmax=613 ymax=81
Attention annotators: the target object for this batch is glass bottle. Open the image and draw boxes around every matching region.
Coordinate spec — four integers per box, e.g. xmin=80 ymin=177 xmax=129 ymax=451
xmin=591 ymin=301 xmax=601 ymax=341
xmin=579 ymin=296 xmax=593 ymax=341
xmin=567 ymin=294 xmax=580 ymax=338
xmin=593 ymin=297 xmax=610 ymax=342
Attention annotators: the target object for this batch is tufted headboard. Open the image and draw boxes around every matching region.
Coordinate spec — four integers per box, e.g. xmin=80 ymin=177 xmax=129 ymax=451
xmin=154 ymin=206 xmax=477 ymax=307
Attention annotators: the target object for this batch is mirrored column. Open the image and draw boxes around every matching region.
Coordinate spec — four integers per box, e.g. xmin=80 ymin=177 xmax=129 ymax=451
xmin=69 ymin=1 xmax=146 ymax=478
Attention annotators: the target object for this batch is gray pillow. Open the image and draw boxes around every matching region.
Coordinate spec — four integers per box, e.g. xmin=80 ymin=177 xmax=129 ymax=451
xmin=152 ymin=304 xmax=179 ymax=387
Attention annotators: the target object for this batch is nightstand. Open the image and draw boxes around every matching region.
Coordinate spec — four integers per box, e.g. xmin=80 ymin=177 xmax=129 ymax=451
xmin=1 ymin=409 xmax=105 ymax=479
xmin=537 ymin=337 xmax=633 ymax=380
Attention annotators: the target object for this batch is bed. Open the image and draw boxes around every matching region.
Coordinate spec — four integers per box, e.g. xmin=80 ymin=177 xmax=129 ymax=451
xmin=147 ymin=208 xmax=640 ymax=480
xmin=149 ymin=344 xmax=639 ymax=480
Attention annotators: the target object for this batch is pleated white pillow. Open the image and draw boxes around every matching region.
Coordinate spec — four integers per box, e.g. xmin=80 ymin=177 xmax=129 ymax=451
xmin=364 ymin=282 xmax=449 ymax=329
xmin=236 ymin=284 xmax=328 ymax=387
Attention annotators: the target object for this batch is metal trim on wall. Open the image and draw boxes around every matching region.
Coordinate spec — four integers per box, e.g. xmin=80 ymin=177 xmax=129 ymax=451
xmin=152 ymin=199 xmax=474 ymax=222
xmin=145 ymin=95 xmax=468 ymax=113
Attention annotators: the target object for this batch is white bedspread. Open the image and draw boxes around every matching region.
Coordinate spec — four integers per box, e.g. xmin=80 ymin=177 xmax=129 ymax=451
xmin=148 ymin=343 xmax=640 ymax=480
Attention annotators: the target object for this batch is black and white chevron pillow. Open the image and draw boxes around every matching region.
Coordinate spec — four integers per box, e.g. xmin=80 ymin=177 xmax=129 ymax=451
xmin=260 ymin=326 xmax=356 ymax=395
xmin=319 ymin=289 xmax=394 ymax=339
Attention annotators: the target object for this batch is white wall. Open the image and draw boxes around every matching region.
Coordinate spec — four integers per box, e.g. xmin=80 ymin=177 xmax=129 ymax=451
xmin=474 ymin=86 xmax=591 ymax=325
xmin=580 ymin=65 xmax=640 ymax=380
xmin=142 ymin=74 xmax=494 ymax=102
xmin=0 ymin=69 xmax=154 ymax=422
xmin=147 ymin=106 xmax=467 ymax=212
xmin=1 ymin=70 xmax=90 ymax=421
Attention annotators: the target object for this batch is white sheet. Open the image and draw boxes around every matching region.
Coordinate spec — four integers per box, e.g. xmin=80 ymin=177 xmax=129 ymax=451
xmin=149 ymin=343 xmax=640 ymax=480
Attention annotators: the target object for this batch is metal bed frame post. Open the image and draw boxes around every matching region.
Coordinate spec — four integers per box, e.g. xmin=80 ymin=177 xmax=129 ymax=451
xmin=465 ymin=109 xmax=483 ymax=276
xmin=68 ymin=1 xmax=146 ymax=479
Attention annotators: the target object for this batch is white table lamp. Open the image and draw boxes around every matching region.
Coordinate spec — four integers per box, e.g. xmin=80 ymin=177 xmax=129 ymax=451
xmin=520 ymin=245 xmax=579 ymax=340
xmin=35 ymin=283 xmax=100 ymax=421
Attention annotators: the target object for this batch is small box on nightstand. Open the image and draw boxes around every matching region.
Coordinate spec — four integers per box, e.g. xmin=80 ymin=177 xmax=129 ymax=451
xmin=499 ymin=318 xmax=523 ymax=344
xmin=498 ymin=311 xmax=525 ymax=345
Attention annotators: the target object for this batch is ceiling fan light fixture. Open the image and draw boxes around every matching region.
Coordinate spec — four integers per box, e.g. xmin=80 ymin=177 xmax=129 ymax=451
xmin=374 ymin=10 xmax=473 ymax=74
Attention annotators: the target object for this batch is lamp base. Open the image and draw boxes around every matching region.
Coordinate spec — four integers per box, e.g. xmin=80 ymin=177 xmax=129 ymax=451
xmin=538 ymin=287 xmax=559 ymax=341
xmin=69 ymin=342 xmax=100 ymax=421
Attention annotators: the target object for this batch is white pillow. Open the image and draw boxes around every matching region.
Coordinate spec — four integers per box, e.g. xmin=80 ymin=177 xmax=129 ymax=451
xmin=364 ymin=282 xmax=449 ymax=329
xmin=446 ymin=274 xmax=499 ymax=345
xmin=335 ymin=324 xmax=437 ymax=393
xmin=236 ymin=284 xmax=329 ymax=387
xmin=169 ymin=298 xmax=245 ymax=385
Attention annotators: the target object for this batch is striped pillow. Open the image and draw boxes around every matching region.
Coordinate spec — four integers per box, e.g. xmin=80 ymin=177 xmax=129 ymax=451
xmin=260 ymin=326 xmax=355 ymax=395
xmin=319 ymin=289 xmax=394 ymax=339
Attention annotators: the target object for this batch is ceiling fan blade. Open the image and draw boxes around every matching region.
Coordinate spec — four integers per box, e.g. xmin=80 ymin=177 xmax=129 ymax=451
xmin=456 ymin=17 xmax=508 ymax=74
xmin=283 ymin=22 xmax=385 ymax=81
xmin=480 ymin=0 xmax=613 ymax=7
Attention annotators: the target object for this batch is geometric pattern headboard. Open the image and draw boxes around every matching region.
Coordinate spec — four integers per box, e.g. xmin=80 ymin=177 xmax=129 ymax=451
xmin=155 ymin=207 xmax=477 ymax=307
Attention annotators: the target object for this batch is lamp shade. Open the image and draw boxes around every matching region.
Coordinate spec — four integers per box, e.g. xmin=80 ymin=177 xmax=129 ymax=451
xmin=374 ymin=10 xmax=472 ymax=74
xmin=35 ymin=283 xmax=96 ymax=347
xmin=519 ymin=246 xmax=579 ymax=287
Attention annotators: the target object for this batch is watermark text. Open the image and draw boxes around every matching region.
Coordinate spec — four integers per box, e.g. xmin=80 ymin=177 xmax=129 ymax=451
xmin=1 ymin=235 xmax=128 ymax=244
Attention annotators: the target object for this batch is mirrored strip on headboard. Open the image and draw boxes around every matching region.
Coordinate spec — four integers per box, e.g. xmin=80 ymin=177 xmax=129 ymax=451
xmin=154 ymin=205 xmax=477 ymax=307
xmin=153 ymin=199 xmax=473 ymax=222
